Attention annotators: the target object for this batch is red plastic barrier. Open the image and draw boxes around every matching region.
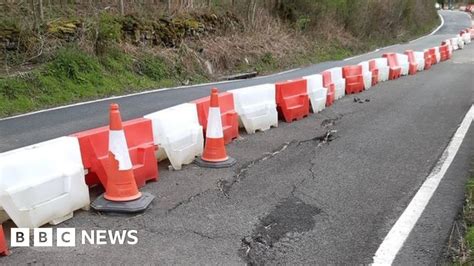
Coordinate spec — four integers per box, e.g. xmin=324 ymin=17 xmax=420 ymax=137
xmin=193 ymin=92 xmax=239 ymax=144
xmin=321 ymin=71 xmax=335 ymax=107
xmin=446 ymin=42 xmax=452 ymax=59
xmin=0 ymin=225 xmax=9 ymax=256
xmin=342 ymin=65 xmax=364 ymax=94
xmin=368 ymin=60 xmax=379 ymax=86
xmin=382 ymin=53 xmax=402 ymax=80
xmin=404 ymin=50 xmax=418 ymax=75
xmin=72 ymin=118 xmax=159 ymax=188
xmin=439 ymin=44 xmax=449 ymax=61
xmin=428 ymin=48 xmax=438 ymax=65
xmin=467 ymin=4 xmax=474 ymax=13
xmin=275 ymin=79 xmax=310 ymax=123
xmin=439 ymin=41 xmax=451 ymax=61
xmin=423 ymin=50 xmax=432 ymax=70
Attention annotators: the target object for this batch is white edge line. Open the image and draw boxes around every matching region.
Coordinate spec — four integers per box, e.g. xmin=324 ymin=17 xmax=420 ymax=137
xmin=0 ymin=11 xmax=450 ymax=121
xmin=372 ymin=105 xmax=474 ymax=265
xmin=0 ymin=79 xmax=234 ymax=121
xmin=347 ymin=10 xmax=446 ymax=62
xmin=343 ymin=44 xmax=399 ymax=62
xmin=409 ymin=12 xmax=445 ymax=43
xmin=0 ymin=67 xmax=302 ymax=122
xmin=343 ymin=48 xmax=381 ymax=61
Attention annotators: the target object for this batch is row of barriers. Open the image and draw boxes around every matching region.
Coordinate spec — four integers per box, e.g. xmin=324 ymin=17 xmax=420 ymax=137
xmin=0 ymin=27 xmax=473 ymax=250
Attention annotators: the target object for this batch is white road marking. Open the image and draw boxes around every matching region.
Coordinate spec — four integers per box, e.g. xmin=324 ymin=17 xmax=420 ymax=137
xmin=409 ymin=12 xmax=445 ymax=43
xmin=343 ymin=48 xmax=382 ymax=62
xmin=346 ymin=11 xmax=447 ymax=62
xmin=0 ymin=79 xmax=235 ymax=121
xmin=0 ymin=11 xmax=451 ymax=121
xmin=0 ymin=67 xmax=300 ymax=122
xmin=372 ymin=105 xmax=474 ymax=265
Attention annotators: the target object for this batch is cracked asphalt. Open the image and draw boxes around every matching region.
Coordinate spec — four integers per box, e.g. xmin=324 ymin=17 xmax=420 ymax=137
xmin=1 ymin=10 xmax=473 ymax=264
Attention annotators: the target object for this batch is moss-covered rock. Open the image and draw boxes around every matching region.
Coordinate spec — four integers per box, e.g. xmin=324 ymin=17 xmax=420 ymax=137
xmin=47 ymin=19 xmax=81 ymax=41
xmin=119 ymin=12 xmax=241 ymax=48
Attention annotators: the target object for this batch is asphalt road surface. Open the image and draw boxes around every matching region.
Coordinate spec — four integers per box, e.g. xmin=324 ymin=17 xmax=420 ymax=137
xmin=1 ymin=10 xmax=473 ymax=264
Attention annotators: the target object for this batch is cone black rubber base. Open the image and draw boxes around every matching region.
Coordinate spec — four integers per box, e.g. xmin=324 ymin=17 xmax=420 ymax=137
xmin=91 ymin=192 xmax=154 ymax=213
xmin=194 ymin=157 xmax=236 ymax=168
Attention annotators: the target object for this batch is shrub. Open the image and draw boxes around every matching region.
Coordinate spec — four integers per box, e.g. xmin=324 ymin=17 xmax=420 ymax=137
xmin=98 ymin=13 xmax=122 ymax=43
xmin=46 ymin=47 xmax=101 ymax=83
xmin=96 ymin=13 xmax=122 ymax=55
xmin=133 ymin=56 xmax=168 ymax=81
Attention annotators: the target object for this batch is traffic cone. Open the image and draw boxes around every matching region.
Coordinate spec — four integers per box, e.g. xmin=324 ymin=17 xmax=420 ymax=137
xmin=195 ymin=88 xmax=236 ymax=168
xmin=91 ymin=104 xmax=154 ymax=213
xmin=0 ymin=225 xmax=10 ymax=256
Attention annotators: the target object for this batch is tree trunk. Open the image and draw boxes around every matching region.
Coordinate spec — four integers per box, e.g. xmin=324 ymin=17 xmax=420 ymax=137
xmin=30 ymin=0 xmax=37 ymax=28
xmin=39 ymin=0 xmax=44 ymax=22
xmin=119 ymin=0 xmax=124 ymax=15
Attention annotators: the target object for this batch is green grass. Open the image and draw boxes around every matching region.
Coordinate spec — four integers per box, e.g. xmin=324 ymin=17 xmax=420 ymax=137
xmin=0 ymin=5 xmax=440 ymax=118
xmin=450 ymin=173 xmax=474 ymax=264
xmin=0 ymin=47 xmax=205 ymax=117
xmin=465 ymin=175 xmax=474 ymax=248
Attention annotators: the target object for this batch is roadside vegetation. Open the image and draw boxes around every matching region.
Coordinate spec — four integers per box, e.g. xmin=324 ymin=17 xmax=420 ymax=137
xmin=448 ymin=171 xmax=474 ymax=265
xmin=0 ymin=0 xmax=440 ymax=117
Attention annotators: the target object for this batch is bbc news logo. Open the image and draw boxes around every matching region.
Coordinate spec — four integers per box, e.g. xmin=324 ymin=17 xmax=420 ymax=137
xmin=11 ymin=228 xmax=138 ymax=247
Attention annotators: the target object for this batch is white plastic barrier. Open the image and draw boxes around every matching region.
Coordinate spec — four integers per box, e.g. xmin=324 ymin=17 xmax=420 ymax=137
xmin=434 ymin=47 xmax=441 ymax=63
xmin=144 ymin=103 xmax=204 ymax=170
xmin=451 ymin=37 xmax=460 ymax=50
xmin=358 ymin=61 xmax=372 ymax=90
xmin=457 ymin=34 xmax=465 ymax=49
xmin=413 ymin=52 xmax=425 ymax=72
xmin=445 ymin=40 xmax=453 ymax=57
xmin=0 ymin=137 xmax=89 ymax=228
xmin=374 ymin=58 xmax=390 ymax=82
xmin=395 ymin=53 xmax=409 ymax=76
xmin=462 ymin=32 xmax=471 ymax=44
xmin=302 ymin=75 xmax=327 ymax=113
xmin=229 ymin=84 xmax=278 ymax=134
xmin=328 ymin=67 xmax=346 ymax=99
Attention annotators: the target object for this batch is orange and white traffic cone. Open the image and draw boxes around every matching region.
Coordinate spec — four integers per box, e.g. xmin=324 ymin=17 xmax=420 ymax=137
xmin=0 ymin=224 xmax=10 ymax=256
xmin=91 ymin=104 xmax=154 ymax=213
xmin=195 ymin=88 xmax=236 ymax=168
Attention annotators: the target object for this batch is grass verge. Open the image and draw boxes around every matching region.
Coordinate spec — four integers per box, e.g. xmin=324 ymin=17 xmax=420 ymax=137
xmin=0 ymin=10 xmax=440 ymax=118
xmin=0 ymin=46 xmax=207 ymax=117
xmin=448 ymin=171 xmax=474 ymax=265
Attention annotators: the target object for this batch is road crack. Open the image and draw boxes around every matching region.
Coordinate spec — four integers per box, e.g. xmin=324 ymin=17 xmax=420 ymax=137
xmin=166 ymin=189 xmax=212 ymax=214
xmin=320 ymin=113 xmax=343 ymax=127
xmin=189 ymin=230 xmax=215 ymax=240
xmin=297 ymin=129 xmax=338 ymax=147
xmin=218 ymin=142 xmax=291 ymax=198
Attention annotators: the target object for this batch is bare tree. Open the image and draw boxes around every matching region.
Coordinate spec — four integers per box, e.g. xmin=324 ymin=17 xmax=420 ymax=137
xmin=119 ymin=0 xmax=124 ymax=15
xmin=39 ymin=0 xmax=44 ymax=22
xmin=29 ymin=0 xmax=37 ymax=27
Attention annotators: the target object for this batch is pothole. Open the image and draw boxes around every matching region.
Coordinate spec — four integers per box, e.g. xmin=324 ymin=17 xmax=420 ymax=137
xmin=240 ymin=196 xmax=321 ymax=264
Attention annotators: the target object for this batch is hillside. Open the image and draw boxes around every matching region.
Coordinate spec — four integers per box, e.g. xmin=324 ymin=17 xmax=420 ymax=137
xmin=0 ymin=0 xmax=440 ymax=117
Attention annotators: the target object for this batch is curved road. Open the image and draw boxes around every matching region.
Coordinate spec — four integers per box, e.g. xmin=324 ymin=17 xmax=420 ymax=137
xmin=0 ymin=11 xmax=471 ymax=153
xmin=1 ymin=10 xmax=473 ymax=264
